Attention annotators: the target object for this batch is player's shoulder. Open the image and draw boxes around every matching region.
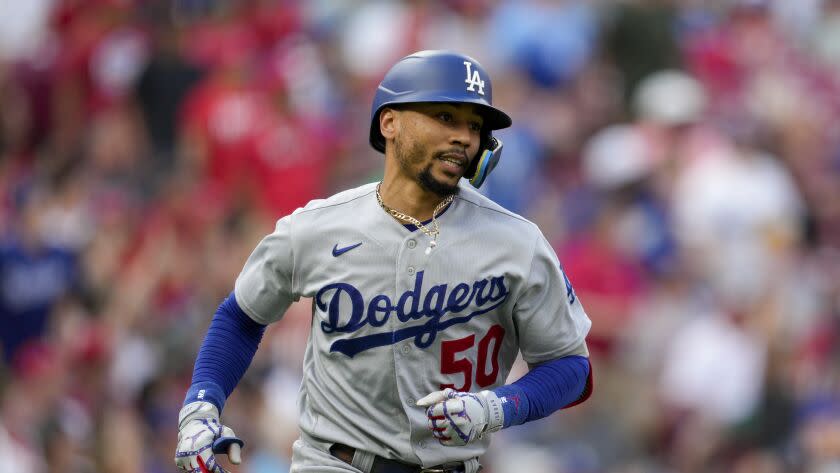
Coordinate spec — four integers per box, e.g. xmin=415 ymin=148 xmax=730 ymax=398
xmin=455 ymin=184 xmax=539 ymax=233
xmin=290 ymin=182 xmax=377 ymax=218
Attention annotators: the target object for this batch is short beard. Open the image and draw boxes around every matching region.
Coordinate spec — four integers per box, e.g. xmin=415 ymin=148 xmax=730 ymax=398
xmin=418 ymin=165 xmax=459 ymax=197
xmin=394 ymin=134 xmax=460 ymax=198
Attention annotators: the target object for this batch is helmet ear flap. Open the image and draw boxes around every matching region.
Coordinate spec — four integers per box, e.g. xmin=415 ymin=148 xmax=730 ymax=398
xmin=467 ymin=134 xmax=503 ymax=189
xmin=465 ymin=130 xmax=490 ymax=178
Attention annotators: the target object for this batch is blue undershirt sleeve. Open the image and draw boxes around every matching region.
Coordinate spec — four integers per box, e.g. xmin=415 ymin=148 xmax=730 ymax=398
xmin=493 ymin=355 xmax=592 ymax=428
xmin=182 ymin=292 xmax=267 ymax=413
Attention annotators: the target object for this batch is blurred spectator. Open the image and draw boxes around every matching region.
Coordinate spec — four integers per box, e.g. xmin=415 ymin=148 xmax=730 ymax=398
xmin=659 ymin=305 xmax=767 ymax=425
xmin=490 ymin=0 xmax=599 ymax=89
xmin=671 ymin=140 xmax=804 ymax=301
xmin=135 ymin=20 xmax=205 ymax=167
xmin=0 ymin=188 xmax=79 ymax=362
xmin=336 ymin=1 xmax=416 ymax=80
xmin=632 ymin=69 xmax=707 ymax=127
xmin=602 ymin=0 xmax=683 ymax=107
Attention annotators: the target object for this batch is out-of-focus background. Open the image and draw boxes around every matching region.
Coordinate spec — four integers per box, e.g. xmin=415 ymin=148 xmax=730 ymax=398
xmin=1 ymin=0 xmax=839 ymax=472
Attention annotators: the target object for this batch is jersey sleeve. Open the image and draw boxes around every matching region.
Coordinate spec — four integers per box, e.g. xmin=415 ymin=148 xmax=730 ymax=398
xmin=234 ymin=215 xmax=298 ymax=325
xmin=513 ymin=231 xmax=592 ymax=364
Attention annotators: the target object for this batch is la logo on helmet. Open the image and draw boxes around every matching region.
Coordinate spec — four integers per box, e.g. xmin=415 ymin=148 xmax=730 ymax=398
xmin=463 ymin=61 xmax=485 ymax=95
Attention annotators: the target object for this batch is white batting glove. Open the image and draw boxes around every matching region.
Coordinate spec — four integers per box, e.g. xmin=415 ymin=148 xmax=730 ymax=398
xmin=174 ymin=401 xmax=244 ymax=473
xmin=417 ymin=388 xmax=504 ymax=446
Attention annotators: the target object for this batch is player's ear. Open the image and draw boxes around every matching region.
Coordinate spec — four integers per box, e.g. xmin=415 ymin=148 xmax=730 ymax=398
xmin=380 ymin=107 xmax=399 ymax=141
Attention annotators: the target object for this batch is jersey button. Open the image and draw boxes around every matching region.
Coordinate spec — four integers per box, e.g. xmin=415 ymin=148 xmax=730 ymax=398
xmin=418 ymin=440 xmax=427 ymax=449
xmin=407 ymin=397 xmax=416 ymax=405
xmin=407 ymin=266 xmax=415 ymax=275
xmin=407 ymin=239 xmax=417 ymax=249
xmin=401 ymin=344 xmax=411 ymax=354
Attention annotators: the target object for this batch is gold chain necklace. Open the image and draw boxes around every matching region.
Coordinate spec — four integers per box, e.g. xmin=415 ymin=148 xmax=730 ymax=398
xmin=375 ymin=183 xmax=455 ymax=255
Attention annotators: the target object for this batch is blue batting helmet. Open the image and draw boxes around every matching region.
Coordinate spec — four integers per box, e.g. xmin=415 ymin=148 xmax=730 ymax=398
xmin=369 ymin=50 xmax=512 ymax=188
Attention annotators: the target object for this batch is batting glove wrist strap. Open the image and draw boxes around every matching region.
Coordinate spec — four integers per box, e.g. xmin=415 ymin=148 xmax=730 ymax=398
xmin=479 ymin=390 xmax=504 ymax=435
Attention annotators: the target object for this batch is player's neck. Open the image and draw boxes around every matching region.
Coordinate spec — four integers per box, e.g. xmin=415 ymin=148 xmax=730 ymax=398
xmin=378 ymin=176 xmax=449 ymax=222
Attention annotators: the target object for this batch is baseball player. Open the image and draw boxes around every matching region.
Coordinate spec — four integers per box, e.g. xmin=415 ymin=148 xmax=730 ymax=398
xmin=175 ymin=50 xmax=593 ymax=473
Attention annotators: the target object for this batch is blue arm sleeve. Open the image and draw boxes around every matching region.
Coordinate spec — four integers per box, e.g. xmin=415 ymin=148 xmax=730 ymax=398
xmin=493 ymin=355 xmax=592 ymax=428
xmin=183 ymin=292 xmax=267 ymax=412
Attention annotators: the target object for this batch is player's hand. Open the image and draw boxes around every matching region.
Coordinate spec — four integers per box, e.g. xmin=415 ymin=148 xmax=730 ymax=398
xmin=174 ymin=401 xmax=245 ymax=473
xmin=417 ymin=388 xmax=503 ymax=446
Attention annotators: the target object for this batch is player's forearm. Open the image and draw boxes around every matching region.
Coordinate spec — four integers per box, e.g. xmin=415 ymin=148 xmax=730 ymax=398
xmin=493 ymin=355 xmax=592 ymax=427
xmin=183 ymin=292 xmax=267 ymax=412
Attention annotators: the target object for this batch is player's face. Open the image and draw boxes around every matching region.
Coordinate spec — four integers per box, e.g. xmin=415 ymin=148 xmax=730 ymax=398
xmin=391 ymin=103 xmax=484 ymax=196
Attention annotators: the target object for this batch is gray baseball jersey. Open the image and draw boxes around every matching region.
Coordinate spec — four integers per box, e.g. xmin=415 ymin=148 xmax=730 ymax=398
xmin=234 ymin=181 xmax=591 ymax=467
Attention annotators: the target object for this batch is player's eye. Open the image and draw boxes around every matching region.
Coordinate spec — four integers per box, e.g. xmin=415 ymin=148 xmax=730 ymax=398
xmin=437 ymin=112 xmax=453 ymax=122
xmin=469 ymin=121 xmax=482 ymax=132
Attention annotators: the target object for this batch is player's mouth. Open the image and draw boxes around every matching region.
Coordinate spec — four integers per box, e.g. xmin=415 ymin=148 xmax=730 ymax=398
xmin=436 ymin=151 xmax=467 ymax=173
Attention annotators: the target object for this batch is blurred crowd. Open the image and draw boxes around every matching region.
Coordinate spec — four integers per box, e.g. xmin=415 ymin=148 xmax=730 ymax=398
xmin=1 ymin=0 xmax=840 ymax=472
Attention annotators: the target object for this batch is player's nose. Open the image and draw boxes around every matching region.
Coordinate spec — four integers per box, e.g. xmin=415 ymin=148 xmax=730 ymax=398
xmin=448 ymin=122 xmax=474 ymax=150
